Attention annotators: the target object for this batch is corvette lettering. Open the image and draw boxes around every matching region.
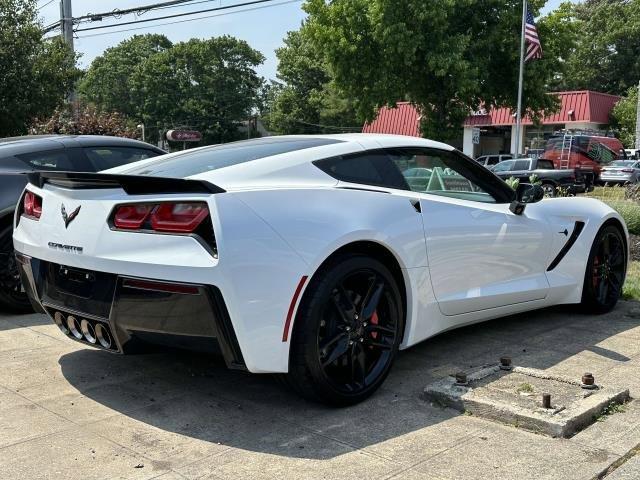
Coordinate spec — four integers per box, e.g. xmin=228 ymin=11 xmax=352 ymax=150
xmin=47 ymin=242 xmax=83 ymax=254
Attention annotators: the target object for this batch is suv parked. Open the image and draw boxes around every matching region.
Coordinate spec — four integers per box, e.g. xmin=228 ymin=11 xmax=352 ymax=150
xmin=491 ymin=157 xmax=588 ymax=197
xmin=475 ymin=154 xmax=513 ymax=167
xmin=0 ymin=135 xmax=165 ymax=312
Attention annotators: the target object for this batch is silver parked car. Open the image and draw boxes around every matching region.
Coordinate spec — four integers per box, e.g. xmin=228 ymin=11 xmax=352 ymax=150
xmin=600 ymin=160 xmax=640 ymax=184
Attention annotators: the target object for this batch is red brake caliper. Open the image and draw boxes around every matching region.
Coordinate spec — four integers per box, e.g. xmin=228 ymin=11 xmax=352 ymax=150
xmin=370 ymin=310 xmax=379 ymax=340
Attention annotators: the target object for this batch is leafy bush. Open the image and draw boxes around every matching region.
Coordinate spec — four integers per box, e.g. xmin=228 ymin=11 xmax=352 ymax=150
xmin=603 ymin=200 xmax=640 ymax=235
xmin=505 ymin=177 xmax=520 ymax=191
xmin=30 ymin=102 xmax=139 ymax=138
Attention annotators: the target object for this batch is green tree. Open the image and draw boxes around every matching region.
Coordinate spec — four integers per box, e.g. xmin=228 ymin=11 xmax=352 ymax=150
xmin=265 ymin=29 xmax=361 ymax=135
xmin=79 ymin=34 xmax=172 ymax=119
xmin=558 ymin=0 xmax=640 ymax=95
xmin=303 ymin=0 xmax=562 ymax=141
xmin=0 ymin=0 xmax=78 ymax=136
xmin=611 ymin=86 xmax=638 ymax=148
xmin=130 ymin=36 xmax=265 ymax=144
xmin=82 ymin=35 xmax=264 ymax=144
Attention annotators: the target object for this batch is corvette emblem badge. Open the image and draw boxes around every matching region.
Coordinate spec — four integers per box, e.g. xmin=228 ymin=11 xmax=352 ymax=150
xmin=61 ymin=203 xmax=81 ymax=229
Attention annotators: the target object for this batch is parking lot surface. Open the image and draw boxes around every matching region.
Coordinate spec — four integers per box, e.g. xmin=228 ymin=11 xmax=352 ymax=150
xmin=1 ymin=303 xmax=640 ymax=480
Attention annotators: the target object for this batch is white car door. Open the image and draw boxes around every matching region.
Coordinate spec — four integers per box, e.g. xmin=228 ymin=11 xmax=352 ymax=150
xmin=388 ymin=147 xmax=553 ymax=316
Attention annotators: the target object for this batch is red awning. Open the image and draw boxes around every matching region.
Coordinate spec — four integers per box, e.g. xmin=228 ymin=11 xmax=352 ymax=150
xmin=362 ymin=91 xmax=621 ymax=136
xmin=362 ymin=102 xmax=420 ymax=136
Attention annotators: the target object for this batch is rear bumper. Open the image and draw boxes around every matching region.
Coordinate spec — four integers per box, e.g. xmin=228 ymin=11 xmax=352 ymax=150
xmin=599 ymin=174 xmax=634 ymax=184
xmin=15 ymin=252 xmax=246 ymax=370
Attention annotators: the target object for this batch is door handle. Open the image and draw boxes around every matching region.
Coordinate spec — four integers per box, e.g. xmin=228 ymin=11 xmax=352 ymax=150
xmin=410 ymin=199 xmax=421 ymax=213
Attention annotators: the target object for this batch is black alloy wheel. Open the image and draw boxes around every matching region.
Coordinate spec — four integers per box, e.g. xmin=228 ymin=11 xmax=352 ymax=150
xmin=0 ymin=225 xmax=33 ymax=313
xmin=581 ymin=224 xmax=626 ymax=313
xmin=286 ymin=254 xmax=403 ymax=405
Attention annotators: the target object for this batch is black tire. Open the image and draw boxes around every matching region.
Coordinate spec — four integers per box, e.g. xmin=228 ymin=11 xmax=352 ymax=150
xmin=0 ymin=225 xmax=33 ymax=313
xmin=581 ymin=224 xmax=627 ymax=314
xmin=285 ymin=253 xmax=404 ymax=406
xmin=541 ymin=182 xmax=556 ymax=198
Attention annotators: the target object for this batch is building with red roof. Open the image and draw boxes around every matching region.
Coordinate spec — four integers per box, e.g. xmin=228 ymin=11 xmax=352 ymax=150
xmin=363 ymin=91 xmax=621 ymax=157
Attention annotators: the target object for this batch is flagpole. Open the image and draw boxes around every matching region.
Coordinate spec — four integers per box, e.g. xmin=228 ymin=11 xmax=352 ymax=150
xmin=515 ymin=0 xmax=527 ymax=158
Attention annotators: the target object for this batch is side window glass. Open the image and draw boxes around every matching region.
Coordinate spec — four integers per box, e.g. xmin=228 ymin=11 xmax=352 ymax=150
xmin=492 ymin=160 xmax=514 ymax=173
xmin=83 ymin=147 xmax=159 ymax=171
xmin=388 ymin=149 xmax=497 ymax=203
xmin=513 ymin=160 xmax=531 ymax=170
xmin=314 ymin=152 xmax=409 ymax=190
xmin=16 ymin=150 xmax=74 ymax=170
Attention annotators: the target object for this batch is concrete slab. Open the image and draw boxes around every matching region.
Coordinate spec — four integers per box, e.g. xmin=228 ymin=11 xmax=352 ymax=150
xmin=0 ymin=390 xmax=72 ymax=449
xmin=606 ymin=453 xmax=640 ymax=480
xmin=402 ymin=419 xmax=619 ymax=480
xmin=2 ymin=301 xmax=640 ymax=480
xmin=424 ymin=365 xmax=629 ymax=438
xmin=0 ymin=427 xmax=169 ymax=480
xmin=572 ymin=401 xmax=640 ymax=456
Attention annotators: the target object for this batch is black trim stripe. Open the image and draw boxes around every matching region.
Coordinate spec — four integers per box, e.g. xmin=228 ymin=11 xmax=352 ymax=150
xmin=547 ymin=221 xmax=586 ymax=271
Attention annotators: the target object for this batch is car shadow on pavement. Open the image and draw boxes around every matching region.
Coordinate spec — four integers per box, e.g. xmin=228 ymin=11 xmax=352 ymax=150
xmin=56 ymin=301 xmax=640 ymax=460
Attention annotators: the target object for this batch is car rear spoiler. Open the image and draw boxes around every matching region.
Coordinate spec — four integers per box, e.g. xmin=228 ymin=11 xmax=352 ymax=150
xmin=27 ymin=171 xmax=225 ymax=195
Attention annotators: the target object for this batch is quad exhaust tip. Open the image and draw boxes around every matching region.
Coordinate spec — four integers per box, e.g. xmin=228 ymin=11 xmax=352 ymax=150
xmin=52 ymin=311 xmax=116 ymax=351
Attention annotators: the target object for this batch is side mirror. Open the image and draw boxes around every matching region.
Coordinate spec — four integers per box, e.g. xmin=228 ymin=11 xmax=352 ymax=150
xmin=510 ymin=183 xmax=544 ymax=215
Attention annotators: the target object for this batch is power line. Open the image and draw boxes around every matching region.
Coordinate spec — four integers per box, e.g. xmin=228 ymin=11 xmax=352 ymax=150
xmin=37 ymin=0 xmax=55 ymax=11
xmin=75 ymin=0 xmax=301 ymax=39
xmin=74 ymin=0 xmax=198 ymax=21
xmin=75 ymin=0 xmax=279 ymax=33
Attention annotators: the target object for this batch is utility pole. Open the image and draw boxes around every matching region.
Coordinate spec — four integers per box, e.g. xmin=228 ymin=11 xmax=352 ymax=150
xmin=60 ymin=0 xmax=74 ymax=52
xmin=636 ymin=80 xmax=640 ymax=151
xmin=60 ymin=0 xmax=75 ymax=102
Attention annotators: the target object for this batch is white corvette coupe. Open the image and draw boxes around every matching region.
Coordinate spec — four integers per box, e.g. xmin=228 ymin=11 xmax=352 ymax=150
xmin=13 ymin=134 xmax=627 ymax=405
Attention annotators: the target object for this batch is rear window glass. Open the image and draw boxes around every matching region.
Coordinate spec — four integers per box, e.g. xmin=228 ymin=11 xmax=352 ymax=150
xmin=120 ymin=137 xmax=342 ymax=178
xmin=537 ymin=159 xmax=554 ymax=169
xmin=16 ymin=149 xmax=74 ymax=170
xmin=84 ymin=147 xmax=159 ymax=171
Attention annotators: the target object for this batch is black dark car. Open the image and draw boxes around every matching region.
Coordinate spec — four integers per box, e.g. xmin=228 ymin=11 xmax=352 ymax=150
xmin=0 ymin=135 xmax=165 ymax=312
xmin=491 ymin=157 xmax=589 ymax=197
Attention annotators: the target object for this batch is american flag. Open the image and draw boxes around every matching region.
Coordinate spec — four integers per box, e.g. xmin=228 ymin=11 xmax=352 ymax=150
xmin=525 ymin=6 xmax=543 ymax=61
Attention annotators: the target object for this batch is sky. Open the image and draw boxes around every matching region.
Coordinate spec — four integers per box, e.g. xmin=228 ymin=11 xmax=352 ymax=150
xmin=38 ymin=0 xmax=578 ymax=82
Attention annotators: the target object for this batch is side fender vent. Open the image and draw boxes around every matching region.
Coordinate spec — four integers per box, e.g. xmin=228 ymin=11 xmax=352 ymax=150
xmin=547 ymin=221 xmax=586 ymax=272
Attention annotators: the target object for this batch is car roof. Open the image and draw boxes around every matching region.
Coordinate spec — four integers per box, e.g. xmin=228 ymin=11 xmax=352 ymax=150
xmin=108 ymin=134 xmax=457 ymax=192
xmin=0 ymin=135 xmax=164 ymax=157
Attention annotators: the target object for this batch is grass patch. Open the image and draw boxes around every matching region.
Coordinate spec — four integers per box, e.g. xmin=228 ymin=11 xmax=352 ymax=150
xmin=623 ymin=261 xmax=640 ymax=301
xmin=516 ymin=383 xmax=534 ymax=394
xmin=584 ymin=186 xmax=627 ymax=201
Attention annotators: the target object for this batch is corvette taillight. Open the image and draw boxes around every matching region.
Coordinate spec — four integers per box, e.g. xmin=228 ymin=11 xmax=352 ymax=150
xmin=112 ymin=202 xmax=209 ymax=233
xmin=23 ymin=191 xmax=43 ymax=220
xmin=113 ymin=205 xmax=151 ymax=230
xmin=621 ymin=168 xmax=635 ymax=173
xmin=150 ymin=203 xmax=209 ymax=233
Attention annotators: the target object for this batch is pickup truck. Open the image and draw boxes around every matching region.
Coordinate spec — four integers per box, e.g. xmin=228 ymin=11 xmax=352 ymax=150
xmin=490 ymin=157 xmax=589 ymax=197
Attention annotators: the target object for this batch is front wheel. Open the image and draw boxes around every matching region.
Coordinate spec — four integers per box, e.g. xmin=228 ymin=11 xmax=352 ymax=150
xmin=581 ymin=224 xmax=627 ymax=314
xmin=0 ymin=225 xmax=33 ymax=313
xmin=286 ymin=254 xmax=404 ymax=406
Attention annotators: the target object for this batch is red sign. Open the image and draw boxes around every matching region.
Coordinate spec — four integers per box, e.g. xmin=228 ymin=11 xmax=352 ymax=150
xmin=166 ymin=130 xmax=202 ymax=142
